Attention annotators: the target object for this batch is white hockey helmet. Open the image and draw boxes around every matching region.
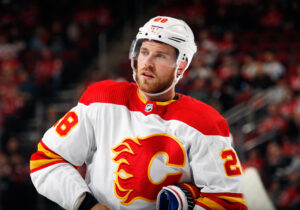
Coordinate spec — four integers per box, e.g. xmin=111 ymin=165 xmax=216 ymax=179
xmin=130 ymin=16 xmax=197 ymax=96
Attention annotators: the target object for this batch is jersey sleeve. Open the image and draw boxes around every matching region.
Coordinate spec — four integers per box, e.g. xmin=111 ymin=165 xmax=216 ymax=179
xmin=188 ymin=119 xmax=247 ymax=209
xmin=30 ymin=102 xmax=96 ymax=210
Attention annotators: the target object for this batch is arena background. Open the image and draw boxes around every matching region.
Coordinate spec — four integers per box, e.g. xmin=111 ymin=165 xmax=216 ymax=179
xmin=1 ymin=0 xmax=300 ymax=209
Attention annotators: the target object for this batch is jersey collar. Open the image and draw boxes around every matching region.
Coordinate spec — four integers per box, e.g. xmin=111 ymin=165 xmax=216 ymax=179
xmin=136 ymin=89 xmax=180 ymax=106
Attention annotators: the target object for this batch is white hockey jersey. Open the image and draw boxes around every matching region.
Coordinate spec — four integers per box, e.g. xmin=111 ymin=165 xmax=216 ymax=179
xmin=30 ymin=80 xmax=247 ymax=209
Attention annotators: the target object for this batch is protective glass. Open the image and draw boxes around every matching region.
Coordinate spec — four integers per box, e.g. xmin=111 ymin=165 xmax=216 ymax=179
xmin=130 ymin=39 xmax=177 ymax=69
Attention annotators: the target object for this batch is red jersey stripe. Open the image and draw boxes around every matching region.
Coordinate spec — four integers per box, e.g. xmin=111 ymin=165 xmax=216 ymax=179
xmin=200 ymin=192 xmax=244 ymax=198
xmin=195 ymin=200 xmax=212 ymax=210
xmin=40 ymin=140 xmax=60 ymax=155
xmin=207 ymin=196 xmax=247 ymax=209
xmin=30 ymin=160 xmax=67 ymax=173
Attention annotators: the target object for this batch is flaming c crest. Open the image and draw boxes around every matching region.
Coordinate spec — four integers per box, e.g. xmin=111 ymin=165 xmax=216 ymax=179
xmin=112 ymin=134 xmax=186 ymax=205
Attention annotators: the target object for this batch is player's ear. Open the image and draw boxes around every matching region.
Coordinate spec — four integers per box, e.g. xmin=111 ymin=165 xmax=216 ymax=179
xmin=177 ymin=61 xmax=187 ymax=75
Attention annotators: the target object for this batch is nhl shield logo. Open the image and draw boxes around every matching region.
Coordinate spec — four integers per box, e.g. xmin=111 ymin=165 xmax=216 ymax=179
xmin=145 ymin=104 xmax=153 ymax=112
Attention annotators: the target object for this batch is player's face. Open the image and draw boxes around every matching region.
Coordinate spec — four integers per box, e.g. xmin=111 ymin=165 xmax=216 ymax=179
xmin=136 ymin=41 xmax=177 ymax=94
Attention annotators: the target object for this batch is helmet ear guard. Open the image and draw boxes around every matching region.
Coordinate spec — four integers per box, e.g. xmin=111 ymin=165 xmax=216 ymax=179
xmin=177 ymin=60 xmax=188 ymax=77
xmin=179 ymin=61 xmax=187 ymax=70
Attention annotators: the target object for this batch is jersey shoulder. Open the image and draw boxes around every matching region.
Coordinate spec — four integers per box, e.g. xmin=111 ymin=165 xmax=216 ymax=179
xmin=169 ymin=95 xmax=230 ymax=137
xmin=79 ymin=80 xmax=136 ymax=106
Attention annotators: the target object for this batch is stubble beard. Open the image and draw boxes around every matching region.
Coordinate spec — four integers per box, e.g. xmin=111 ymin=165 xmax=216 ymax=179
xmin=136 ymin=68 xmax=174 ymax=94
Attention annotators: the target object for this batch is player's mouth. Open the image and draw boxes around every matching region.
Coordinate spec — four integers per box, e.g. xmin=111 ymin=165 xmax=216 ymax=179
xmin=141 ymin=71 xmax=154 ymax=79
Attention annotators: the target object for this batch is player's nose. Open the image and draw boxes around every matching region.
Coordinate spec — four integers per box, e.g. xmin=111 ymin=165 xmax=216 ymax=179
xmin=144 ymin=54 xmax=155 ymax=65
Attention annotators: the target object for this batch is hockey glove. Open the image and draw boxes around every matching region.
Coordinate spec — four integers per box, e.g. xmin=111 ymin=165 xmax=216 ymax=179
xmin=156 ymin=184 xmax=199 ymax=210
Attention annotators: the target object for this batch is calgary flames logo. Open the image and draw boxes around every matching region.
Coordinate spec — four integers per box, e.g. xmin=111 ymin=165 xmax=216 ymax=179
xmin=112 ymin=134 xmax=186 ymax=205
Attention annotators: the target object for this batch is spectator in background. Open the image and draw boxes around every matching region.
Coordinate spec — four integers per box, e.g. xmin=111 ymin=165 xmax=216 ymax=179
xmin=225 ymin=65 xmax=251 ymax=105
xmin=0 ymin=34 xmax=22 ymax=60
xmin=218 ymin=30 xmax=235 ymax=55
xmin=276 ymin=142 xmax=300 ymax=209
xmin=186 ymin=52 xmax=214 ymax=82
xmin=185 ymin=52 xmax=215 ymax=102
xmin=184 ymin=0 xmax=206 ymax=28
xmin=95 ymin=5 xmax=113 ymax=30
xmin=251 ymin=62 xmax=274 ymax=90
xmin=83 ymin=69 xmax=103 ymax=88
xmin=225 ymin=64 xmax=248 ymax=93
xmin=284 ymin=143 xmax=300 ymax=178
xmin=280 ymin=135 xmax=297 ymax=158
xmin=278 ymin=90 xmax=300 ymax=141
xmin=266 ymin=78 xmax=289 ymax=104
xmin=263 ymin=142 xmax=290 ymax=188
xmin=19 ymin=3 xmax=39 ymax=28
xmin=245 ymin=148 xmax=264 ymax=172
xmin=34 ymin=47 xmax=62 ymax=93
xmin=18 ymin=70 xmax=37 ymax=102
xmin=29 ymin=26 xmax=49 ymax=52
xmin=207 ymin=76 xmax=224 ymax=112
xmin=67 ymin=23 xmax=81 ymax=44
xmin=6 ymin=136 xmax=20 ymax=155
xmin=0 ymin=150 xmax=9 ymax=208
xmin=216 ymin=54 xmax=238 ymax=82
xmin=1 ymin=85 xmax=25 ymax=119
xmin=260 ymin=4 xmax=283 ymax=29
xmin=241 ymin=54 xmax=260 ymax=82
xmin=9 ymin=26 xmax=26 ymax=52
xmin=268 ymin=178 xmax=282 ymax=207
xmin=257 ymin=103 xmax=288 ymax=135
xmin=0 ymin=61 xmax=20 ymax=87
xmin=218 ymin=83 xmax=235 ymax=111
xmin=198 ymin=29 xmax=219 ymax=67
xmin=0 ymin=151 xmax=9 ymax=177
xmin=277 ymin=171 xmax=300 ymax=209
xmin=0 ymin=136 xmax=36 ymax=210
xmin=38 ymin=106 xmax=60 ymax=138
xmin=289 ymin=64 xmax=300 ymax=93
xmin=262 ymin=51 xmax=285 ymax=81
xmin=188 ymin=77 xmax=210 ymax=102
xmin=50 ymin=20 xmax=66 ymax=54
xmin=294 ymin=98 xmax=300 ymax=132
xmin=278 ymin=89 xmax=297 ymax=119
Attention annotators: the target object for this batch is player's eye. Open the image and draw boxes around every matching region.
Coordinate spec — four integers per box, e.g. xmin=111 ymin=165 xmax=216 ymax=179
xmin=140 ymin=50 xmax=148 ymax=56
xmin=156 ymin=53 xmax=166 ymax=59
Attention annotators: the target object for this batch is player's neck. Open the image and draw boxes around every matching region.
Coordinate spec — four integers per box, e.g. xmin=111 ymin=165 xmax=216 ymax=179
xmin=138 ymin=89 xmax=176 ymax=102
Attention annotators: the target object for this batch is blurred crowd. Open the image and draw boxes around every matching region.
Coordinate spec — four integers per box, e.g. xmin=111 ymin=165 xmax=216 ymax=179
xmin=0 ymin=0 xmax=138 ymax=209
xmin=1 ymin=0 xmax=300 ymax=209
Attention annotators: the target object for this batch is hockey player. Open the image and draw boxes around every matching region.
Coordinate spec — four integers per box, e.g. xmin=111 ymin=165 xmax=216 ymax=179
xmin=30 ymin=16 xmax=247 ymax=210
